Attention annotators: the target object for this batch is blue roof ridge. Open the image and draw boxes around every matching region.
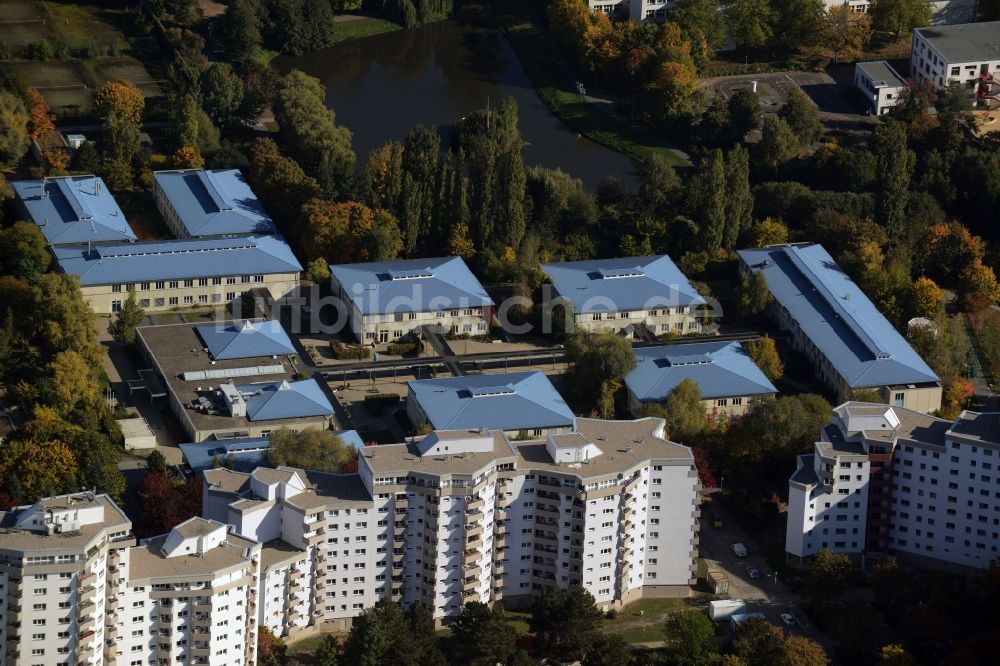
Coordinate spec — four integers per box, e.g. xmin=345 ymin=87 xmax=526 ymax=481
xmin=784 ymin=246 xmax=892 ymax=361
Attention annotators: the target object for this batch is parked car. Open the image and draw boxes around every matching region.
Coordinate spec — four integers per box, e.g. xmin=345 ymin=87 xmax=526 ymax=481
xmin=780 ymin=612 xmax=798 ymax=627
xmin=745 ymin=565 xmax=760 ymax=580
xmin=731 ymin=542 xmax=748 ymax=557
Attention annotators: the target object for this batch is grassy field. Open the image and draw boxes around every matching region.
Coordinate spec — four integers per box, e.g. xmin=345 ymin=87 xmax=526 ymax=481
xmin=43 ymin=0 xmax=129 ymax=52
xmin=93 ymin=56 xmax=164 ymax=97
xmin=465 ymin=2 xmax=687 ymax=167
xmin=333 ymin=17 xmax=403 ymax=43
xmin=0 ymin=59 xmax=92 ymax=112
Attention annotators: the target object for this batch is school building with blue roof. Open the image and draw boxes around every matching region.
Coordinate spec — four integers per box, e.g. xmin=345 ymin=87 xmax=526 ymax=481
xmin=541 ymin=255 xmax=706 ymax=338
xmin=625 ymin=341 xmax=777 ymax=418
xmin=196 ymin=319 xmax=296 ymax=360
xmin=330 ymin=257 xmax=494 ymax=344
xmin=737 ymin=243 xmax=941 ymax=413
xmin=12 ymin=175 xmax=137 ymax=246
xmin=52 ymin=235 xmax=302 ymax=314
xmin=406 ymin=371 xmax=575 ymax=436
xmin=153 ymin=169 xmax=276 ymax=238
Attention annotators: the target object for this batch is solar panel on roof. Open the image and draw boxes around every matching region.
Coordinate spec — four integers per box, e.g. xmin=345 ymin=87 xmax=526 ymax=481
xmin=598 ymin=267 xmax=645 ymax=279
xmin=180 ymin=364 xmax=284 ymax=381
xmin=388 ymin=268 xmax=435 ymax=280
xmin=468 ymin=385 xmax=516 ymax=397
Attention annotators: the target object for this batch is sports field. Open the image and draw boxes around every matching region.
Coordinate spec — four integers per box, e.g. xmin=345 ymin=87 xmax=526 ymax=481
xmin=0 ymin=0 xmax=55 ymax=48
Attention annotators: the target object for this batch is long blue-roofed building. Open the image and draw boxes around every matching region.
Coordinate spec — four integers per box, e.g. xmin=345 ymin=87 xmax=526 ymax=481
xmin=541 ymin=255 xmax=706 ymax=338
xmin=180 ymin=429 xmax=366 ymax=473
xmin=12 ymin=175 xmax=137 ymax=246
xmin=330 ymin=256 xmax=494 ymax=343
xmin=625 ymin=341 xmax=777 ymax=419
xmin=737 ymin=243 xmax=941 ymax=412
xmin=52 ymin=235 xmax=302 ymax=314
xmin=153 ymin=169 xmax=276 ymax=238
xmin=406 ymin=371 xmax=575 ymax=437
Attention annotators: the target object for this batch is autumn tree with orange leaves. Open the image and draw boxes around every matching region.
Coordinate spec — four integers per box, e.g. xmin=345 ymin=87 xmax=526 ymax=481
xmin=26 ymin=88 xmax=55 ymax=141
xmin=94 ymin=79 xmax=145 ymax=125
xmin=296 ymin=199 xmax=403 ymax=265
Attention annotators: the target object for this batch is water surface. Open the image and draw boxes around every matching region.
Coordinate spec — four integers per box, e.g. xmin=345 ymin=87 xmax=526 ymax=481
xmin=275 ymin=21 xmax=639 ymax=190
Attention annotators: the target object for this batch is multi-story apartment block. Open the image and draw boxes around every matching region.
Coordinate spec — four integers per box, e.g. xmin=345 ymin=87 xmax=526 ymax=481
xmin=329 ymin=257 xmax=494 ymax=344
xmin=134 ymin=320 xmax=334 ymax=441
xmin=541 ymin=255 xmax=705 ymax=338
xmin=625 ymin=341 xmax=777 ymax=419
xmin=0 ymin=495 xmax=260 ymax=666
xmin=11 ymin=176 xmax=137 ymax=246
xmin=737 ymin=244 xmax=941 ymax=412
xmin=588 ymin=0 xmax=673 ymax=22
xmin=52 ymin=236 xmax=302 ymax=314
xmin=153 ymin=169 xmax=276 ymax=239
xmin=406 ymin=371 xmax=576 ymax=437
xmin=202 ymin=418 xmax=700 ymax=638
xmin=0 ymin=493 xmax=132 ymax=666
xmin=910 ymin=21 xmax=1000 ymax=90
xmin=787 ymin=402 xmax=1000 ymax=571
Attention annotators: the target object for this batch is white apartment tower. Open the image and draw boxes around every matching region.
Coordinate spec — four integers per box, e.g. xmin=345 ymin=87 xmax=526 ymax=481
xmin=787 ymin=403 xmax=1000 ymax=570
xmin=0 ymin=495 xmax=260 ymax=666
xmin=202 ymin=418 xmax=700 ymax=638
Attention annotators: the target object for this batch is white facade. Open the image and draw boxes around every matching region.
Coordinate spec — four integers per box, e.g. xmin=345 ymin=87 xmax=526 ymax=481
xmin=911 ymin=21 xmax=1000 ymax=90
xmin=786 ymin=403 xmax=1000 ymax=570
xmin=571 ymin=306 xmax=702 ymax=337
xmin=854 ymin=61 xmax=906 ymax=115
xmin=203 ymin=419 xmax=700 ymax=638
xmin=0 ymin=496 xmax=261 ymax=666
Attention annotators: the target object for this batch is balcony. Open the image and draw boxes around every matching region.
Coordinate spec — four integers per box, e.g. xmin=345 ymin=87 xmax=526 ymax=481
xmin=192 ymin=627 xmax=210 ymax=639
xmin=466 ymin=535 xmax=483 ymax=549
xmin=465 ymin=523 xmax=484 ymax=537
xmin=191 ymin=646 xmax=212 ymax=658
xmin=494 ymin=533 xmax=506 ymax=546
xmin=193 ymin=601 xmax=212 ymax=612
xmin=494 ymin=508 xmax=507 ymax=520
xmin=463 ymin=576 xmax=480 ymax=591
xmin=463 ymin=563 xmax=482 ymax=576
xmin=462 ymin=588 xmax=479 ymax=598
xmin=466 ymin=496 xmax=485 ymax=511
xmin=493 ymin=562 xmax=505 ymax=575
xmin=304 ymin=529 xmax=325 ymax=546
xmin=465 ymin=507 xmax=485 ymax=522
xmin=78 ymin=616 xmax=97 ymax=633
xmin=492 ymin=587 xmax=504 ymax=601
xmin=536 ymin=504 xmax=560 ymax=517
xmin=535 ymin=533 xmax=559 ymax=547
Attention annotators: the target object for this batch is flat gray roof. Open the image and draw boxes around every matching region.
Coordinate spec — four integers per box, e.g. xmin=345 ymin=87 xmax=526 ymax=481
xmin=856 ymin=61 xmax=906 ymax=87
xmin=915 ymin=21 xmax=1000 ymax=63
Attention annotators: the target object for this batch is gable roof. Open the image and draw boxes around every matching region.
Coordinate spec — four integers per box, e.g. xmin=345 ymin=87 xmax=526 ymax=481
xmin=12 ymin=176 xmax=136 ymax=245
xmin=407 ymin=371 xmax=575 ymax=431
xmin=196 ymin=319 xmax=296 ymax=360
xmin=236 ymin=379 xmax=334 ymax=422
xmin=541 ymin=255 xmax=705 ymax=313
xmin=52 ymin=235 xmax=303 ymax=286
xmin=330 ymin=256 xmax=493 ymax=315
xmin=737 ymin=244 xmax=938 ymax=389
xmin=626 ymin=341 xmax=777 ymax=403
xmin=153 ymin=169 xmax=275 ymax=237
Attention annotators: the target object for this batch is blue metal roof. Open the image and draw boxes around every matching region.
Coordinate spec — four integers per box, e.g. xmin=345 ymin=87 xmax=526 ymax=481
xmin=51 ymin=235 xmax=303 ymax=286
xmin=541 ymin=255 xmax=705 ymax=314
xmin=12 ymin=176 xmax=136 ymax=246
xmin=737 ymin=244 xmax=939 ymax=388
xmin=330 ymin=257 xmax=493 ymax=315
xmin=180 ymin=429 xmax=364 ymax=473
xmin=153 ymin=169 xmax=276 ymax=237
xmin=196 ymin=320 xmax=296 ymax=360
xmin=626 ymin=341 xmax=777 ymax=403
xmin=407 ymin=371 xmax=575 ymax=431
xmin=237 ymin=379 xmax=334 ymax=422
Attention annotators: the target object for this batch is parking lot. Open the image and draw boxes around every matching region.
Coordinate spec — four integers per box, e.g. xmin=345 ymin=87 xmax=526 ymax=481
xmin=700 ymin=69 xmax=880 ymax=136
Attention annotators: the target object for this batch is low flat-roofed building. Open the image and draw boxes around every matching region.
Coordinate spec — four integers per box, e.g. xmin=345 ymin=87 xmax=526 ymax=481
xmin=181 ymin=429 xmax=365 ymax=473
xmin=737 ymin=244 xmax=941 ymax=412
xmin=541 ymin=255 xmax=706 ymax=337
xmin=911 ymin=20 xmax=1000 ymax=89
xmin=52 ymin=235 xmax=302 ymax=314
xmin=153 ymin=168 xmax=276 ymax=238
xmin=854 ymin=61 xmax=907 ymax=115
xmin=626 ymin=340 xmax=777 ymax=419
xmin=135 ymin=320 xmax=334 ymax=441
xmin=330 ymin=256 xmax=494 ymax=343
xmin=406 ymin=371 xmax=575 ymax=437
xmin=11 ymin=175 xmax=137 ymax=246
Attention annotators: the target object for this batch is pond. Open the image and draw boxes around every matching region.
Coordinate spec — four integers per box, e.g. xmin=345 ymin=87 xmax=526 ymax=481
xmin=274 ymin=20 xmax=639 ymax=190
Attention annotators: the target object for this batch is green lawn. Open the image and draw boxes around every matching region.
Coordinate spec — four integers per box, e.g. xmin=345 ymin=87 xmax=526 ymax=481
xmin=465 ymin=2 xmax=687 ymax=167
xmin=333 ymin=17 xmax=403 ymax=43
xmin=43 ymin=0 xmax=129 ymax=52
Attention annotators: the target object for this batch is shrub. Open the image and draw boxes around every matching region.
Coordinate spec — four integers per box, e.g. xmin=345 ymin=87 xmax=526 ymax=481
xmin=386 ymin=341 xmax=422 ymax=356
xmin=329 ymin=340 xmax=371 ymax=360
